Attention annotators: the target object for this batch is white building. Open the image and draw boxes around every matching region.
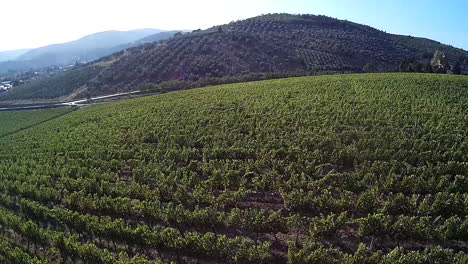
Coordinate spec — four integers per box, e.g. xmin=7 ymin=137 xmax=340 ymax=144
xmin=0 ymin=81 xmax=12 ymax=92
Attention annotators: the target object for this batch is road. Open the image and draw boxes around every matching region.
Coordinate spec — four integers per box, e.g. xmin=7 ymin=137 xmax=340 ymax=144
xmin=62 ymin=91 xmax=141 ymax=106
xmin=0 ymin=91 xmax=141 ymax=112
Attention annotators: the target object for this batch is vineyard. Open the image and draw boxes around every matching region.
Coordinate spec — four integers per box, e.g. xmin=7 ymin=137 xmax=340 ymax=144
xmin=0 ymin=73 xmax=467 ymax=263
xmin=0 ymin=108 xmax=75 ymax=138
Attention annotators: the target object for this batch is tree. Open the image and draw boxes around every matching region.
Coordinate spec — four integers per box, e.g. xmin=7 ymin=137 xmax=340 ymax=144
xmin=411 ymin=63 xmax=423 ymax=72
xmin=399 ymin=59 xmax=414 ymax=72
xmin=430 ymin=50 xmax=449 ymax=73
xmin=363 ymin=63 xmax=375 ymax=73
xmin=399 ymin=59 xmax=423 ymax=73
xmin=424 ymin=61 xmax=433 ymax=73
xmin=453 ymin=61 xmax=462 ymax=75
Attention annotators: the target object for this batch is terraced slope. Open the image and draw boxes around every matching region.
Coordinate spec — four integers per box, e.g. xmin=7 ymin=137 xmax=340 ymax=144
xmin=0 ymin=74 xmax=467 ymax=263
xmin=87 ymin=14 xmax=468 ymax=94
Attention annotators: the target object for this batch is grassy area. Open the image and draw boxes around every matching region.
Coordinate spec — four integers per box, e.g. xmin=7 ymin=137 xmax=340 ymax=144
xmin=0 ymin=73 xmax=467 ymax=263
xmin=0 ymin=108 xmax=75 ymax=138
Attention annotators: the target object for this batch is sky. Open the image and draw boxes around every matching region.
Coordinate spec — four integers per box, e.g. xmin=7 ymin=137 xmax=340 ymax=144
xmin=0 ymin=0 xmax=467 ymax=52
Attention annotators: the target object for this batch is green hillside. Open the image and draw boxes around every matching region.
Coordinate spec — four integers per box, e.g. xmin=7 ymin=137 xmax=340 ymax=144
xmin=0 ymin=66 xmax=104 ymax=100
xmin=0 ymin=74 xmax=468 ymax=263
xmin=3 ymin=14 xmax=468 ymax=101
xmin=0 ymin=108 xmax=74 ymax=138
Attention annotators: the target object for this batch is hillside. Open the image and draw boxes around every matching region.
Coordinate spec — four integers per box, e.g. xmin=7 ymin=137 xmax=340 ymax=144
xmin=4 ymin=13 xmax=468 ymax=101
xmin=0 ymin=65 xmax=104 ymax=100
xmin=0 ymin=32 xmax=182 ymax=101
xmin=0 ymin=74 xmax=467 ymax=263
xmin=135 ymin=31 xmax=185 ymax=45
xmin=0 ymin=29 xmax=169 ymax=73
xmin=0 ymin=49 xmax=30 ymax=62
xmin=0 ymin=108 xmax=74 ymax=137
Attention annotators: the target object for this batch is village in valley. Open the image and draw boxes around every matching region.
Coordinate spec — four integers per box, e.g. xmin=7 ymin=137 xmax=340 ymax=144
xmin=0 ymin=64 xmax=78 ymax=94
xmin=0 ymin=81 xmax=12 ymax=92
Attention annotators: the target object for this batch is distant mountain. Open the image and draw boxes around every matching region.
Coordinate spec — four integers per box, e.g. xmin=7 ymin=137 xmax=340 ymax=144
xmin=0 ymin=29 xmax=170 ymax=73
xmin=2 ymin=14 xmax=468 ymax=101
xmin=105 ymin=31 xmax=184 ymax=55
xmin=135 ymin=31 xmax=184 ymax=44
xmin=0 ymin=49 xmax=31 ymax=62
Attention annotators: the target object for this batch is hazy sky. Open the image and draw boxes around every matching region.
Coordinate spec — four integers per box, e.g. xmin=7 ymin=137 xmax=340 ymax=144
xmin=1 ymin=0 xmax=467 ymax=52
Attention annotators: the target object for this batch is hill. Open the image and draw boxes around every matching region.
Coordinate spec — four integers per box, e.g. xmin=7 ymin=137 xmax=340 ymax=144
xmin=0 ymin=74 xmax=467 ymax=263
xmin=0 ymin=49 xmax=31 ymax=62
xmin=135 ymin=31 xmax=185 ymax=45
xmin=4 ymin=13 xmax=468 ymax=101
xmin=0 ymin=29 xmax=171 ymax=73
xmin=91 ymin=14 xmax=467 ymax=86
xmin=0 ymin=32 xmax=181 ymax=101
xmin=0 ymin=64 xmax=105 ymax=100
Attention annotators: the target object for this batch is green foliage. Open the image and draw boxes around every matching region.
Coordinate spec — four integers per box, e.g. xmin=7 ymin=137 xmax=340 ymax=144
xmin=0 ymin=74 xmax=468 ymax=263
xmin=431 ymin=50 xmax=450 ymax=73
xmin=0 ymin=108 xmax=74 ymax=137
xmin=358 ymin=213 xmax=391 ymax=238
xmin=399 ymin=58 xmax=424 ymax=73
xmin=309 ymin=212 xmax=348 ymax=238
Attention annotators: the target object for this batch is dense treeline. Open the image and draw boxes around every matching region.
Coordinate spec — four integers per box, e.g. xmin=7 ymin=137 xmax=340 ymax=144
xmin=397 ymin=50 xmax=468 ymax=74
xmin=0 ymin=74 xmax=467 ymax=263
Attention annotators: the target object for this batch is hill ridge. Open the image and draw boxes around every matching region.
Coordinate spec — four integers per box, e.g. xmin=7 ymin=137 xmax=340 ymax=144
xmin=2 ymin=13 xmax=468 ymax=101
